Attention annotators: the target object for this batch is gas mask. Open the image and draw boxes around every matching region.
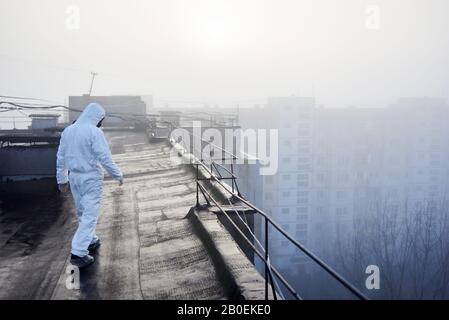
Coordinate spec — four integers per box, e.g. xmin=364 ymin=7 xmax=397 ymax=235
xmin=97 ymin=117 xmax=104 ymax=128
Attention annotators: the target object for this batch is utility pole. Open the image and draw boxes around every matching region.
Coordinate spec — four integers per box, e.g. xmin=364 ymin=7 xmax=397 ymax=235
xmin=88 ymin=71 xmax=98 ymax=96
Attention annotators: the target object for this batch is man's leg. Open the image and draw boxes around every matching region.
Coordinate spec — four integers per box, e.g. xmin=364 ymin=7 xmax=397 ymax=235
xmin=71 ymin=180 xmax=103 ymax=257
xmin=70 ymin=179 xmax=83 ymax=222
xmin=75 ymin=190 xmax=100 ymax=246
xmin=71 ymin=177 xmax=100 ymax=249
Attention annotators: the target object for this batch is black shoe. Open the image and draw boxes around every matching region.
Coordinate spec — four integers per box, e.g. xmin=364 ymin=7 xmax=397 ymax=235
xmin=70 ymin=254 xmax=94 ymax=268
xmin=88 ymin=238 xmax=101 ymax=251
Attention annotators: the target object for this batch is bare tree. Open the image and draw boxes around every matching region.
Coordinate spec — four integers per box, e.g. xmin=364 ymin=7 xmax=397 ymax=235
xmin=334 ymin=196 xmax=449 ymax=299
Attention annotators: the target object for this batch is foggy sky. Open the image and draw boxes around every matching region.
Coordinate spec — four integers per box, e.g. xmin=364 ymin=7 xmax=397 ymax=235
xmin=0 ymin=0 xmax=448 ymax=108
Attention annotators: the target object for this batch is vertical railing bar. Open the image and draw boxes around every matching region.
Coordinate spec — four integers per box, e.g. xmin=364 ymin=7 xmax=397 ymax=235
xmin=198 ymin=183 xmax=211 ymax=206
xmin=265 ymin=216 xmax=268 ymax=300
xmin=230 ymin=162 xmax=235 ymax=194
xmin=196 ymin=163 xmax=199 ymax=207
xmin=267 ymin=263 xmax=278 ymax=300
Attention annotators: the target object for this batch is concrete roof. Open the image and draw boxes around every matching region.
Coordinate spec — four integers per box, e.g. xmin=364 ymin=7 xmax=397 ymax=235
xmin=0 ymin=130 xmax=266 ymax=300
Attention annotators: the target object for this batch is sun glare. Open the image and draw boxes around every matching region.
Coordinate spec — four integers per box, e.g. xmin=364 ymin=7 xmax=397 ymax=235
xmin=196 ymin=18 xmax=236 ymax=52
xmin=188 ymin=4 xmax=240 ymax=55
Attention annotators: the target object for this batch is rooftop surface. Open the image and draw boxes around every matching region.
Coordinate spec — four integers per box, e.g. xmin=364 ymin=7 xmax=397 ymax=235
xmin=0 ymin=130 xmax=266 ymax=300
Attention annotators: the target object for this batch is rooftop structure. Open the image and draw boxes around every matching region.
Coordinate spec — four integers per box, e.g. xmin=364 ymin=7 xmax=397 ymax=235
xmin=68 ymin=95 xmax=148 ymax=127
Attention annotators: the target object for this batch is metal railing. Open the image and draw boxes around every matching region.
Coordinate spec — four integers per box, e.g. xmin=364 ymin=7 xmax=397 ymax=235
xmin=170 ymin=129 xmax=369 ymax=300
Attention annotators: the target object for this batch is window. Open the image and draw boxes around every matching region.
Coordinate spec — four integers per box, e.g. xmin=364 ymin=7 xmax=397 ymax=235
xmin=389 ymin=188 xmax=399 ymax=196
xmin=316 ymin=173 xmax=325 ymax=183
xmin=336 ymin=191 xmax=346 ymax=199
xmin=298 ymin=130 xmax=309 ymax=137
xmin=316 ymin=157 xmax=326 ymax=166
xmin=430 ymin=160 xmax=441 ymax=167
xmin=336 ymin=207 xmax=348 ymax=216
xmin=390 ymin=204 xmax=400 ymax=212
xmin=337 ymin=172 xmax=349 ymax=183
xmin=299 ymin=112 xmax=311 ymax=119
xmin=282 ymin=174 xmax=291 ymax=181
xmin=281 ymin=208 xmax=290 ymax=214
xmin=282 ymin=191 xmax=290 ymax=198
xmin=265 ymin=193 xmax=274 ymax=201
xmin=430 ymin=192 xmax=439 ymax=198
xmin=336 ymin=223 xmax=348 ymax=233
xmin=296 ymin=207 xmax=308 ymax=214
xmin=297 ymin=181 xmax=309 ymax=187
xmin=296 ymin=231 xmax=307 ymax=238
xmin=337 ymin=156 xmax=347 ymax=165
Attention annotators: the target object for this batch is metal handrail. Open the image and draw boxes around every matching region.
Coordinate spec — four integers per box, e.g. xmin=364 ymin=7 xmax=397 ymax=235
xmin=197 ymin=181 xmax=300 ymax=300
xmin=196 ymin=158 xmax=368 ymax=300
xmin=164 ymin=116 xmax=368 ymax=300
xmin=224 ymin=196 xmax=286 ymax=300
xmin=186 ymin=130 xmax=238 ymax=160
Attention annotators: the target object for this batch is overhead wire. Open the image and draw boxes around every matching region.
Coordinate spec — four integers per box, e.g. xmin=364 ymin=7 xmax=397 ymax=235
xmin=0 ymin=101 xmax=236 ymax=126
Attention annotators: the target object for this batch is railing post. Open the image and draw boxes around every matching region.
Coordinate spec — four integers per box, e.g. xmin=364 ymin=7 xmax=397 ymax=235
xmin=196 ymin=163 xmax=200 ymax=207
xmin=230 ymin=162 xmax=235 ymax=193
xmin=265 ymin=216 xmax=268 ymax=300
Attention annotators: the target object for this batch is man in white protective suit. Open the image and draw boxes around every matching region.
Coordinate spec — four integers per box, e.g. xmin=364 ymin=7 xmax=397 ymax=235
xmin=56 ymin=103 xmax=123 ymax=268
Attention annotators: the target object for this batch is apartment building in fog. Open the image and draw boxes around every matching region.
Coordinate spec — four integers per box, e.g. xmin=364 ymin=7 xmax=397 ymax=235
xmin=237 ymin=96 xmax=449 ymax=278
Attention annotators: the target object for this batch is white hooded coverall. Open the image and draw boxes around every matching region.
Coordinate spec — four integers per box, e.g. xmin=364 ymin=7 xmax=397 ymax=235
xmin=56 ymin=103 xmax=123 ymax=257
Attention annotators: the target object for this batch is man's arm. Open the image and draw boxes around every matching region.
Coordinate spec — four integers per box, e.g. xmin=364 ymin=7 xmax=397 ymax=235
xmin=56 ymin=129 xmax=69 ymax=186
xmin=91 ymin=128 xmax=123 ymax=183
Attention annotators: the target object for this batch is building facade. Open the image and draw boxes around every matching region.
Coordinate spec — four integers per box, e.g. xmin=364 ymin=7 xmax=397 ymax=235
xmin=237 ymin=96 xmax=449 ymax=287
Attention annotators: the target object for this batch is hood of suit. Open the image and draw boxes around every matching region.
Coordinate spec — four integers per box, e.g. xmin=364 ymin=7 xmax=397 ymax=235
xmin=76 ymin=103 xmax=105 ymax=126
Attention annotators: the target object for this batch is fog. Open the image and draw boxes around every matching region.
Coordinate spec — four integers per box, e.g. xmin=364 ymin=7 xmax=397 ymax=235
xmin=1 ymin=1 xmax=449 ymax=300
xmin=230 ymin=96 xmax=449 ymax=299
xmin=1 ymin=0 xmax=448 ymax=107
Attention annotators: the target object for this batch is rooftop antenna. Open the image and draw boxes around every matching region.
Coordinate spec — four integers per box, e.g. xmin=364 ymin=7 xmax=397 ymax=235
xmin=88 ymin=71 xmax=98 ymax=96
